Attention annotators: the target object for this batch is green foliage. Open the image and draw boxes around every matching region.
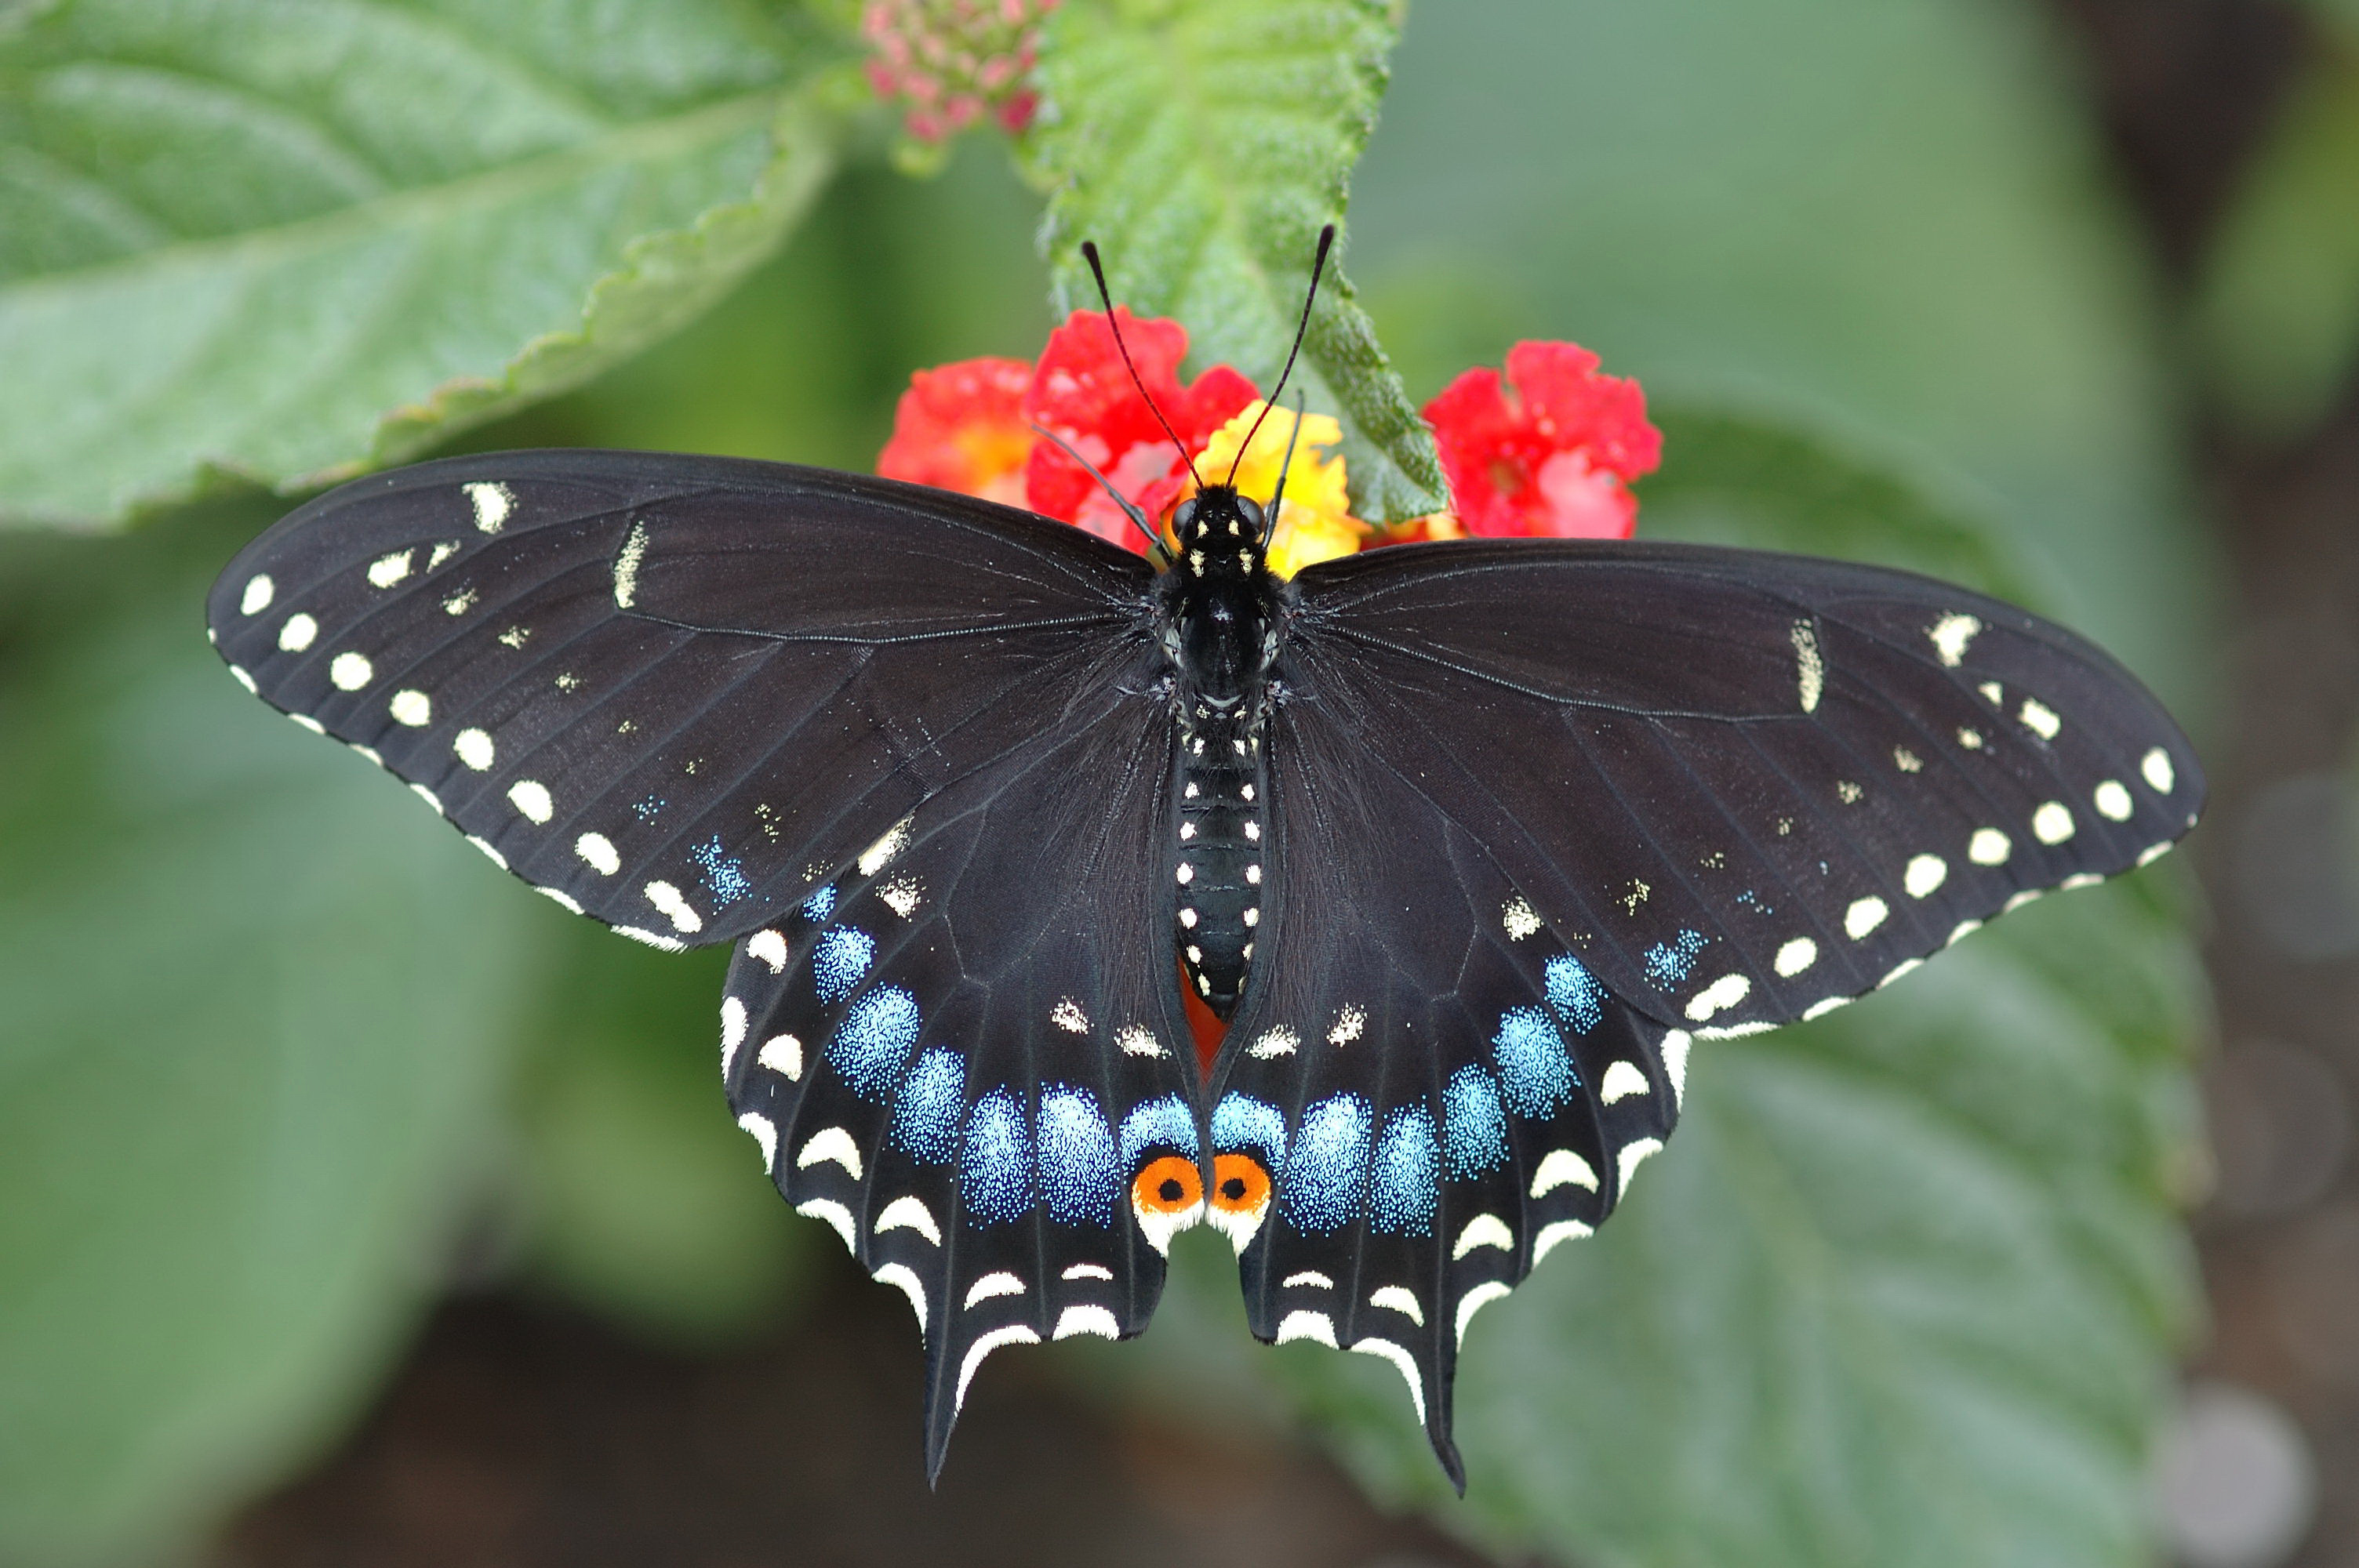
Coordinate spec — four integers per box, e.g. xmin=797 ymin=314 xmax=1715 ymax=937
xmin=1027 ymin=0 xmax=1448 ymax=523
xmin=0 ymin=0 xmax=841 ymax=527
xmin=0 ymin=507 xmax=547 ymax=1561
xmin=2196 ymin=46 xmax=2359 ymax=441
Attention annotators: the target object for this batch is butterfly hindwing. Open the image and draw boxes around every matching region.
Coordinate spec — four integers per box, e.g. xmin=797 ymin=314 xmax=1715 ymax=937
xmin=1209 ymin=688 xmax=1685 ymax=1486
xmin=1285 ymin=539 xmax=2203 ymax=1036
xmin=205 ymin=450 xmax=1154 ymax=949
xmin=715 ymin=675 xmax=1202 ymax=1477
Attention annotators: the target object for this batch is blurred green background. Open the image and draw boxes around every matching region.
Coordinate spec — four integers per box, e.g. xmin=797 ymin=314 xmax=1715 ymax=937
xmin=9 ymin=0 xmax=2359 ymax=1563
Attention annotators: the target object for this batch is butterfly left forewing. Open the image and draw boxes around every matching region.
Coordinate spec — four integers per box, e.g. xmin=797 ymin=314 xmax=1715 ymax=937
xmin=714 ymin=681 xmax=1201 ymax=1479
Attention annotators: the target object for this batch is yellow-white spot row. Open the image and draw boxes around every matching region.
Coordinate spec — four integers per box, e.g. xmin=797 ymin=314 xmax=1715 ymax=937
xmin=965 ymin=1271 xmax=1025 ymax=1311
xmin=1881 ymin=958 xmax=1923 ymax=989
xmin=1617 ymin=1138 xmax=1662 ymax=1194
xmin=1599 ymin=1060 xmax=1651 ymax=1104
xmin=442 ymin=588 xmax=477 ymax=615
xmin=428 ymin=541 xmax=460 ymax=570
xmin=1456 ymin=1282 xmax=1512 ymax=1348
xmin=538 ymin=887 xmax=583 ymax=915
xmin=614 ymin=926 xmax=687 ymax=952
xmin=1685 ymin=972 xmax=1751 ymax=1022
xmin=367 ymin=550 xmax=413 ymax=589
xmin=1791 ymin=620 xmax=1824 ymax=713
xmin=874 ymin=1265 xmax=927 ymax=1334
xmin=956 ymin=1326 xmax=1041 ymax=1414
xmin=2138 ymin=841 xmax=2174 ymax=866
xmin=1928 ymin=612 xmax=1980 ymax=666
xmin=453 ymin=728 xmax=495 ymax=771
xmin=1115 ymin=1024 xmax=1164 ymax=1058
xmin=738 ymin=1111 xmax=778 ymax=1171
xmin=467 ymin=835 xmax=507 ymax=870
xmin=1063 ymin=1261 xmax=1114 ymax=1282
xmin=798 ymin=1199 xmax=856 ymax=1252
xmin=720 ymin=996 xmax=747 ymax=1075
xmin=2143 ymin=747 xmax=2175 ymax=794
xmin=1531 ymin=1149 xmax=1600 ymax=1197
xmin=1903 ymin=854 xmax=1947 ymax=898
xmin=2032 ymin=800 xmax=2075 ymax=844
xmin=229 ymin=666 xmax=257 ymax=693
xmin=1283 ymin=1271 xmax=1334 ymax=1289
xmin=2094 ymin=779 xmax=2134 ymax=821
xmin=389 ymin=689 xmax=431 ymax=726
xmin=1247 ymin=1026 xmax=1299 ymax=1059
xmin=758 ymin=1034 xmax=802 ymax=1080
xmin=2018 ymin=697 xmax=2061 ymax=740
xmin=1275 ymin=1311 xmax=1337 ymax=1348
xmin=1054 ymin=1305 xmax=1121 ymax=1342
xmin=747 ymin=928 xmax=787 ymax=973
xmin=644 ymin=880 xmax=702 ymax=935
xmin=1369 ymin=1286 xmax=1424 ymax=1326
xmin=1775 ymin=936 xmax=1818 ymax=977
xmin=575 ymin=831 xmax=619 ymax=876
xmin=1452 ymin=1213 xmax=1514 ymax=1260
xmin=858 ymin=815 xmax=914 ymax=877
xmin=1845 ymin=895 xmax=1888 ymax=940
xmin=329 ymin=651 xmax=373 ymax=691
xmin=1969 ymin=828 xmax=2011 ymax=865
xmin=878 ymin=874 xmax=924 ymax=918
xmin=878 ymin=1196 xmax=941 ymax=1245
xmin=1533 ymin=1219 xmax=1594 ymax=1263
xmin=1351 ymin=1338 xmax=1427 ymax=1425
xmin=1050 ymin=997 xmax=1089 ymax=1034
xmin=1663 ymin=1030 xmax=1692 ymax=1106
xmin=798 ymin=1127 xmax=863 ymax=1180
xmin=408 ymin=782 xmax=440 ymax=812
xmin=1328 ymin=1004 xmax=1365 ymax=1046
xmin=1801 ymin=996 xmax=1849 ymax=1022
xmin=241 ymin=575 xmax=274 ymax=615
xmin=508 ymin=779 xmax=553 ymax=823
xmin=1957 ymin=727 xmax=1984 ymax=750
xmin=465 ymin=481 xmax=514 ymax=533
xmin=1503 ymin=896 xmax=1542 ymax=939
xmin=278 ymin=613 xmax=318 ymax=652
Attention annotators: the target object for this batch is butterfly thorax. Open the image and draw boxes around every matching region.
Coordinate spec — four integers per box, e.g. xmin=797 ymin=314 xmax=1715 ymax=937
xmin=1161 ymin=488 xmax=1281 ymax=1022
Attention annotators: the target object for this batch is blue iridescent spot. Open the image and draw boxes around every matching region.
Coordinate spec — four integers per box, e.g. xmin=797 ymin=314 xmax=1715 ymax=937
xmin=689 ymin=836 xmax=752 ymax=906
xmin=812 ymin=925 xmax=875 ymax=1004
xmin=1367 ymin=1103 xmax=1438 ymax=1236
xmin=891 ymin=1047 xmax=964 ymax=1163
xmin=1211 ymin=1092 xmax=1286 ymax=1168
xmin=631 ymin=794 xmax=663 ymax=824
xmin=1119 ymin=1094 xmax=1199 ymax=1170
xmin=827 ymin=985 xmax=919 ymax=1099
xmin=1493 ymin=1006 xmax=1576 ymax=1118
xmin=801 ymin=884 xmax=837 ymax=923
xmin=1645 ymin=928 xmax=1709 ymax=988
xmin=1544 ymin=953 xmax=1605 ymax=1034
xmin=961 ymin=1087 xmax=1034 ymax=1223
xmin=1281 ymin=1093 xmax=1371 ymax=1233
xmin=1443 ymin=1066 xmax=1509 ymax=1181
xmin=1036 ymin=1085 xmax=1118 ymax=1225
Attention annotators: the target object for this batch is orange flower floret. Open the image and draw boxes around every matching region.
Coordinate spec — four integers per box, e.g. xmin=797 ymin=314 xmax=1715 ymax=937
xmin=1423 ymin=341 xmax=1660 ymax=539
xmin=877 ymin=356 xmax=1035 ymax=507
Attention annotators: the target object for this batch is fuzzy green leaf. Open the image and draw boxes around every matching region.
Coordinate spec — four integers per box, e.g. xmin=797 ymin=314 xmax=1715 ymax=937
xmin=0 ymin=0 xmax=843 ymax=528
xmin=1027 ymin=0 xmax=1448 ymax=524
xmin=0 ymin=507 xmax=551 ymax=1563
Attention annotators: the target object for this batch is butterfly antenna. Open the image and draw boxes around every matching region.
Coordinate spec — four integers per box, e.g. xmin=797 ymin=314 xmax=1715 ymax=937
xmin=1260 ymin=390 xmax=1308 ymax=546
xmin=1226 ymin=223 xmax=1335 ymax=490
xmin=1080 ymin=241 xmax=1202 ymax=488
xmin=1030 ymin=420 xmax=1166 ymax=555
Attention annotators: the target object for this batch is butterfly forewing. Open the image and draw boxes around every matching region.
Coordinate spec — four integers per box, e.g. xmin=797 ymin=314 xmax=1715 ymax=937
xmin=205 ymin=452 xmax=1154 ymax=949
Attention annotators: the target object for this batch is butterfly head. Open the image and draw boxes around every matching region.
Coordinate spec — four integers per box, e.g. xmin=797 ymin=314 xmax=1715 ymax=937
xmin=1171 ymin=486 xmax=1268 ymax=579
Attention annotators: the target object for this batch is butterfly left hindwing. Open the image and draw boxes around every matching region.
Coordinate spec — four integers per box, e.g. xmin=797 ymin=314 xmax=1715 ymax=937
xmin=716 ymin=675 xmax=1201 ymax=1477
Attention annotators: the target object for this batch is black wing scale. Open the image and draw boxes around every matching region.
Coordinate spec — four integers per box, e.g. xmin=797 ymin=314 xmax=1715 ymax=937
xmin=209 ymin=454 xmax=2201 ymax=1486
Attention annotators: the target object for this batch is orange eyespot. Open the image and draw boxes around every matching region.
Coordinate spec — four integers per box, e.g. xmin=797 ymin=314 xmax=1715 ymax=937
xmin=1132 ymin=1155 xmax=1204 ymax=1215
xmin=1209 ymin=1152 xmax=1271 ymax=1215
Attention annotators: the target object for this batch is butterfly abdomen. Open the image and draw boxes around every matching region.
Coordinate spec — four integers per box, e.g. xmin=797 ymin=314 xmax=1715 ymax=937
xmin=1175 ymin=707 xmax=1265 ymax=1018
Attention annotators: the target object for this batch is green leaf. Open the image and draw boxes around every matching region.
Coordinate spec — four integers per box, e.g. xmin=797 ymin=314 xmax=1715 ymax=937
xmin=0 ymin=506 xmax=551 ymax=1563
xmin=2195 ymin=49 xmax=2359 ymax=441
xmin=0 ymin=0 xmax=845 ymax=528
xmin=1027 ymin=0 xmax=1448 ymax=524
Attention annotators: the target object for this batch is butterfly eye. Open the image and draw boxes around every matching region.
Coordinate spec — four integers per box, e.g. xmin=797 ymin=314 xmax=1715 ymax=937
xmin=1131 ymin=1154 xmax=1204 ymax=1214
xmin=1172 ymin=498 xmax=1199 ymax=534
xmin=1209 ymin=1152 xmax=1270 ymax=1214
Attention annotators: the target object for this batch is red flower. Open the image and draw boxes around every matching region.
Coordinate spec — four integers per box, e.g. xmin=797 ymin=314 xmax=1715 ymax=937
xmin=1023 ymin=307 xmax=1258 ymax=548
xmin=1423 ymin=341 xmax=1660 ymax=539
xmin=876 ymin=357 xmax=1034 ymax=506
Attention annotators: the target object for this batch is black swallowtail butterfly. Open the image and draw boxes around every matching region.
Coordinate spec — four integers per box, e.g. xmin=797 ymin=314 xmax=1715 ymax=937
xmin=205 ymin=264 xmax=2200 ymax=1489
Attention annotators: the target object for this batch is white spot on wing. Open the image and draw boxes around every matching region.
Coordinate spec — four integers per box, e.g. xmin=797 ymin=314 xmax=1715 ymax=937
xmin=1663 ymin=1029 xmax=1692 ymax=1106
xmin=388 ymin=688 xmax=431 ymax=726
xmin=1775 ymin=936 xmax=1818 ymax=976
xmin=614 ymin=926 xmax=687 ymax=952
xmin=1684 ymin=971 xmax=1751 ymax=1022
xmin=878 ymin=874 xmax=923 ymax=918
xmin=873 ymin=1263 xmax=928 ymax=1334
xmin=539 ymin=887 xmax=581 ymax=914
xmin=1062 ymin=1261 xmax=1113 ymax=1281
xmin=645 ymin=880 xmax=703 ymax=934
xmin=1370 ymin=1287 xmax=1424 ymax=1324
xmin=2143 ymin=747 xmax=2175 ymax=793
xmin=229 ymin=666 xmax=257 ymax=692
xmin=240 ymin=575 xmax=274 ymax=615
xmin=1533 ymin=1219 xmax=1594 ymax=1263
xmin=2018 ymin=697 xmax=2061 ymax=739
xmin=1532 ymin=1149 xmax=1600 ymax=1197
xmin=2094 ymin=779 xmax=2134 ymax=821
xmin=719 ymin=996 xmax=747 ymax=1075
xmin=747 ymin=928 xmax=787 ymax=973
xmin=466 ymin=835 xmax=507 ymax=869
xmin=1968 ymin=828 xmax=2010 ymax=865
xmin=2032 ymin=800 xmax=2075 ymax=844
xmin=956 ymin=1325 xmax=1041 ymax=1414
xmin=367 ymin=550 xmax=414 ymax=589
xmin=1350 ymin=1338 xmax=1427 ymax=1426
xmin=507 ymin=779 xmax=554 ymax=823
xmin=329 ymin=651 xmax=373 ymax=690
xmin=1791 ymin=620 xmax=1823 ymax=713
xmin=798 ymin=1127 xmax=863 ymax=1180
xmin=574 ymin=831 xmax=620 ymax=876
xmin=1503 ymin=897 xmax=1541 ymax=939
xmin=1050 ymin=997 xmax=1089 ymax=1034
xmin=278 ymin=613 xmax=317 ymax=652
xmin=1928 ymin=612 xmax=1980 ymax=666
xmin=878 ymin=1195 xmax=940 ymax=1245
xmin=1274 ymin=1311 xmax=1337 ymax=1348
xmin=1328 ymin=1005 xmax=1365 ymax=1046
xmin=1452 ymin=1213 xmax=1514 ymax=1259
xmin=408 ymin=782 xmax=440 ymax=812
xmin=1455 ymin=1282 xmax=1511 ymax=1348
xmin=858 ymin=815 xmax=914 ymax=877
xmin=466 ymin=481 xmax=514 ymax=533
xmin=1845 ymin=896 xmax=1888 ymax=939
xmin=1801 ymin=996 xmax=1848 ymax=1021
xmin=1903 ymin=854 xmax=1947 ymax=898
xmin=1247 ymin=1026 xmax=1299 ymax=1059
xmin=757 ymin=1034 xmax=801 ymax=1079
xmin=1281 ymin=1271 xmax=1334 ymax=1289
xmin=453 ymin=728 xmax=495 ymax=771
xmin=1115 ymin=1024 xmax=1164 ymax=1058
xmin=1616 ymin=1138 xmax=1663 ymax=1194
xmin=797 ymin=1198 xmax=856 ymax=1251
xmin=738 ymin=1111 xmax=778 ymax=1171
xmin=1599 ymin=1061 xmax=1650 ymax=1104
xmin=1054 ymin=1305 xmax=1121 ymax=1341
xmin=2138 ymin=841 xmax=2174 ymax=866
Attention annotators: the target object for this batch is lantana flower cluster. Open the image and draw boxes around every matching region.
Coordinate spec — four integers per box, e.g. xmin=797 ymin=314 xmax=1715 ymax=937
xmin=878 ymin=310 xmax=1660 ymax=570
xmin=861 ymin=0 xmax=1057 ymax=143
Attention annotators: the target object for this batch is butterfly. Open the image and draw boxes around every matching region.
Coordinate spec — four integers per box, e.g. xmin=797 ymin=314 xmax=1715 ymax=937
xmin=205 ymin=244 xmax=2201 ymax=1489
